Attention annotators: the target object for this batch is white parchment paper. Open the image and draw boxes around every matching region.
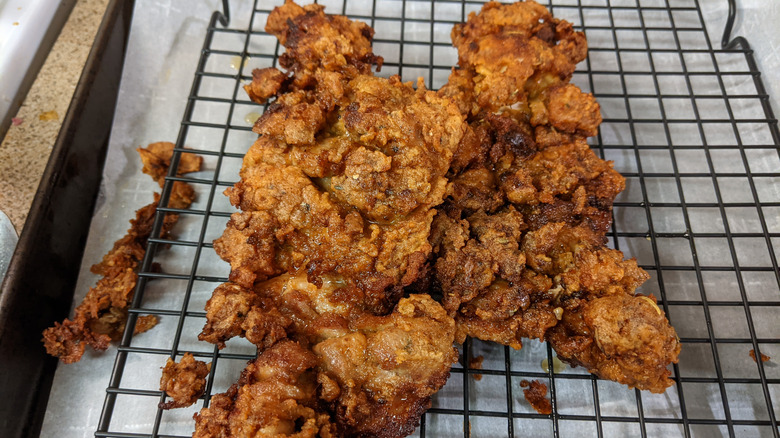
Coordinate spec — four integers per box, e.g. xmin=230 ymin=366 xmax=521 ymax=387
xmin=39 ymin=1 xmax=780 ymax=437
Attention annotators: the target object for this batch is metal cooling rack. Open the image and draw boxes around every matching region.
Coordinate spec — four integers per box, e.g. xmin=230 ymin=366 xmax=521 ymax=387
xmin=96 ymin=0 xmax=780 ymax=437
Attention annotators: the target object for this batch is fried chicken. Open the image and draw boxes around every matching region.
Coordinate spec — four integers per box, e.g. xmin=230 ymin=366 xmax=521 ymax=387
xmin=520 ymin=380 xmax=552 ymax=415
xmin=42 ymin=142 xmax=202 ymax=363
xmin=159 ymin=352 xmax=211 ymax=409
xmin=525 ymin=223 xmax=680 ymax=392
xmin=195 ymin=4 xmax=681 ymax=438
xmin=195 ymin=289 xmax=457 ymax=437
xmin=216 ymin=73 xmax=463 ymax=313
xmin=197 ymin=2 xmax=463 ymax=436
xmin=193 ymin=340 xmax=337 ymax=438
xmin=428 ymin=0 xmax=680 ymax=393
xmin=243 ymin=0 xmax=383 ymax=104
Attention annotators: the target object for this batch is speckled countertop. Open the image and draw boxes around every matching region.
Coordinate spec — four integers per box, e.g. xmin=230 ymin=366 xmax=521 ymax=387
xmin=0 ymin=0 xmax=110 ymax=233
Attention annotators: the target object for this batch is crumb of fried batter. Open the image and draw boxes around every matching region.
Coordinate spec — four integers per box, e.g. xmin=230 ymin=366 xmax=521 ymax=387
xmin=137 ymin=141 xmax=203 ymax=187
xmin=42 ymin=142 xmax=202 ymax=363
xmin=470 ymin=354 xmax=485 ymax=381
xmin=520 ymin=379 xmax=552 ymax=415
xmin=159 ymin=352 xmax=211 ymax=410
xmin=750 ymin=349 xmax=771 ymax=363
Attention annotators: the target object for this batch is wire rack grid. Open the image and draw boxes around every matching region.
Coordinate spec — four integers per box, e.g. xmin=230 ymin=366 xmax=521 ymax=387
xmin=94 ymin=0 xmax=780 ymax=437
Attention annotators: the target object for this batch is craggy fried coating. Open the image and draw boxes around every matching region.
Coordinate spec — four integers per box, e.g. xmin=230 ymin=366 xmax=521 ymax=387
xmin=241 ymin=0 xmax=383 ymax=102
xmin=429 ymin=0 xmax=679 ymax=393
xmin=159 ymin=352 xmax=211 ymax=409
xmin=430 ymin=208 xmax=556 ymax=348
xmin=42 ymin=142 xmax=201 ymax=363
xmin=216 ymin=74 xmax=464 ymax=313
xmin=202 ymin=4 xmax=464 ymax=435
xmin=196 ymin=285 xmax=458 ymax=438
xmin=194 ymin=340 xmax=337 ymax=438
xmin=446 ymin=0 xmax=590 ymax=119
xmin=520 ymin=380 xmax=552 ymax=415
xmin=268 ymin=0 xmax=382 ymax=82
xmin=524 ymin=222 xmax=679 ymax=392
xmin=244 ymin=67 xmax=289 ymax=105
xmin=199 ymin=282 xmax=292 ymax=350
xmin=314 ymin=294 xmax=457 ymax=437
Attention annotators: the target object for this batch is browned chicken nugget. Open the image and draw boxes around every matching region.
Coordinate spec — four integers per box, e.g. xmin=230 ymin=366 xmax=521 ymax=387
xmin=159 ymin=352 xmax=211 ymax=409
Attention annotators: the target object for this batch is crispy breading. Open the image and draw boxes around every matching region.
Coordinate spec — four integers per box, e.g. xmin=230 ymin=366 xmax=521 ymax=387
xmin=429 ymin=0 xmax=679 ymax=394
xmin=196 ymin=289 xmax=457 ymax=437
xmin=524 ymin=222 xmax=679 ymax=393
xmin=243 ymin=0 xmax=385 ymax=106
xmin=193 ymin=340 xmax=337 ymax=438
xmin=42 ymin=142 xmax=201 ymax=363
xmin=216 ymin=74 xmax=463 ymax=313
xmin=159 ymin=352 xmax=211 ymax=409
xmin=244 ymin=67 xmax=289 ymax=104
xmin=200 ymin=3 xmax=464 ymax=436
xmin=520 ymin=380 xmax=552 ymax=415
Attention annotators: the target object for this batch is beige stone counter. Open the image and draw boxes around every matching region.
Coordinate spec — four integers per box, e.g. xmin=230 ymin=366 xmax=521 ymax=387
xmin=0 ymin=0 xmax=110 ymax=234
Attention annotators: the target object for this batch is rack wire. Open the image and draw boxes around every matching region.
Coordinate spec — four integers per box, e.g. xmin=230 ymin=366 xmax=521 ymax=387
xmin=95 ymin=0 xmax=780 ymax=436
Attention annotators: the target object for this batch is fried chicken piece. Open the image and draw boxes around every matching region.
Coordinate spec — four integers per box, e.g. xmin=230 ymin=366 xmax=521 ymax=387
xmin=429 ymin=2 xmax=679 ymax=393
xmin=520 ymin=380 xmax=552 ymax=415
xmin=159 ymin=352 xmax=211 ymax=409
xmin=524 ymin=223 xmax=680 ymax=393
xmin=137 ymin=141 xmax=203 ymax=185
xmin=42 ymin=143 xmax=202 ymax=363
xmin=244 ymin=67 xmax=289 ymax=104
xmin=194 ymin=340 xmax=337 ymax=438
xmin=430 ymin=207 xmax=557 ymax=348
xmin=216 ymin=74 xmax=464 ymax=313
xmin=308 ymin=294 xmax=457 ymax=437
xmin=196 ymin=284 xmax=458 ymax=438
xmin=444 ymin=1 xmax=592 ymax=125
xmin=199 ymin=282 xmax=292 ymax=349
xmin=243 ymin=0 xmax=385 ymax=105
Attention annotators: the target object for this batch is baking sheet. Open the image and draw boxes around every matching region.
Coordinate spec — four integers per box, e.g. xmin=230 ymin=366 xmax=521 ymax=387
xmin=39 ymin=1 xmax=780 ymax=437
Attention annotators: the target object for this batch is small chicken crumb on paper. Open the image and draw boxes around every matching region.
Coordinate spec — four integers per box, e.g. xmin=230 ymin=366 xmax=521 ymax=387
xmin=159 ymin=352 xmax=211 ymax=410
xmin=470 ymin=354 xmax=485 ymax=381
xmin=749 ymin=349 xmax=770 ymax=363
xmin=520 ymin=379 xmax=552 ymax=415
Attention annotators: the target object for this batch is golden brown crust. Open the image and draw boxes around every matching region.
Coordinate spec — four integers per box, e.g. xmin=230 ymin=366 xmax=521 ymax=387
xmin=520 ymin=380 xmax=552 ymax=415
xmin=429 ymin=0 xmax=680 ymax=394
xmin=245 ymin=67 xmax=288 ymax=104
xmin=193 ymin=341 xmax=337 ymax=438
xmin=523 ymin=222 xmax=680 ymax=393
xmin=218 ymin=74 xmax=464 ymax=313
xmin=195 ymin=283 xmax=458 ymax=438
xmin=264 ymin=0 xmax=382 ymax=90
xmin=42 ymin=143 xmax=201 ymax=363
xmin=159 ymin=352 xmax=211 ymax=409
